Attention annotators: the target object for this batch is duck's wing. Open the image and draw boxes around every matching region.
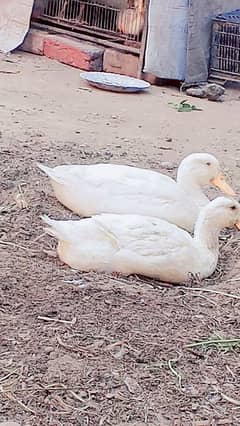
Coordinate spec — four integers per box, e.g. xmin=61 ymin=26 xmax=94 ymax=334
xmin=38 ymin=163 xmax=175 ymax=192
xmin=81 ymin=165 xmax=192 ymax=213
xmin=94 ymin=214 xmax=193 ymax=258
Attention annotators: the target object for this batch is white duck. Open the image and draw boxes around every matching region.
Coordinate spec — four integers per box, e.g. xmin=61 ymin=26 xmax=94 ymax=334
xmin=38 ymin=153 xmax=235 ymax=232
xmin=42 ymin=197 xmax=240 ymax=284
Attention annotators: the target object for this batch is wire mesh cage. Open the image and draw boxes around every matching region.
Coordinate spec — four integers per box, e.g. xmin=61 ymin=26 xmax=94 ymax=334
xmin=34 ymin=0 xmax=146 ymax=49
xmin=209 ymin=9 xmax=240 ymax=82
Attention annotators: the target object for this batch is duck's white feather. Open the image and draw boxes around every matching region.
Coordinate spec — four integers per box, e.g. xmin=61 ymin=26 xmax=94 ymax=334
xmin=38 ymin=154 xmax=234 ymax=232
xmin=41 ymin=214 xmax=203 ymax=282
xmin=39 ymin=163 xmax=198 ymax=231
xmin=42 ymin=197 xmax=240 ymax=283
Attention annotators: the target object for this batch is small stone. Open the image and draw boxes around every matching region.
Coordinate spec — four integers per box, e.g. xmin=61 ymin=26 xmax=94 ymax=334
xmin=186 ymin=87 xmax=206 ymax=98
xmin=49 ymin=351 xmax=57 ymax=360
xmin=191 ymin=402 xmax=199 ymax=411
xmin=44 ymin=346 xmax=54 ymax=353
xmin=186 ymin=83 xmax=225 ymax=102
xmin=161 ymin=161 xmax=173 ymax=168
xmin=124 ymin=375 xmax=141 ymax=393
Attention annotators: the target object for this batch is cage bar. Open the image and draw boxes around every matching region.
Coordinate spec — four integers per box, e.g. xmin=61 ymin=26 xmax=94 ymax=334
xmin=209 ymin=10 xmax=240 ymax=82
xmin=34 ymin=0 xmax=146 ymax=50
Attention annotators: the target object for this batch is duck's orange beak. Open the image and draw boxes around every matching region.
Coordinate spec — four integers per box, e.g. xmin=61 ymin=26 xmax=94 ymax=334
xmin=210 ymin=173 xmax=236 ymax=196
xmin=235 ymin=222 xmax=240 ymax=230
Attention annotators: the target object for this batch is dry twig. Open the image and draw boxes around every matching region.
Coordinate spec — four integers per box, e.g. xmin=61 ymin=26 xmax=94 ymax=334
xmin=179 ymin=286 xmax=240 ymax=300
xmin=168 ymin=359 xmax=182 ymax=387
xmin=37 ymin=315 xmax=76 ymax=325
xmin=213 ymin=386 xmax=240 ymax=406
xmin=4 ymin=391 xmax=36 ymax=414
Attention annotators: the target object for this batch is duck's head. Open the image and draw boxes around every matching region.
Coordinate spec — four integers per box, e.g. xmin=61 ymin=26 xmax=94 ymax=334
xmin=177 ymin=153 xmax=235 ymax=196
xmin=201 ymin=196 xmax=240 ymax=230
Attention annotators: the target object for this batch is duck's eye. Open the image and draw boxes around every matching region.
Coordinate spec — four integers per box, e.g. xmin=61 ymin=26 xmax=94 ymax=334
xmin=206 ymin=162 xmax=211 ymax=166
xmin=230 ymin=205 xmax=236 ymax=210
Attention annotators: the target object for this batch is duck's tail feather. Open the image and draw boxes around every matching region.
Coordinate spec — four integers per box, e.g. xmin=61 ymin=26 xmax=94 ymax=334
xmin=41 ymin=215 xmax=69 ymax=240
xmin=37 ymin=163 xmax=65 ymax=184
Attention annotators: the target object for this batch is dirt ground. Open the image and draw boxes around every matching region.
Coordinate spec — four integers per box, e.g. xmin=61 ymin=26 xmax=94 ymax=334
xmin=0 ymin=52 xmax=240 ymax=426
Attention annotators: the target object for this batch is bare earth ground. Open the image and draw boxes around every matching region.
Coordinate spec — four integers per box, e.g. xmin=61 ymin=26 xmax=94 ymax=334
xmin=0 ymin=52 xmax=240 ymax=426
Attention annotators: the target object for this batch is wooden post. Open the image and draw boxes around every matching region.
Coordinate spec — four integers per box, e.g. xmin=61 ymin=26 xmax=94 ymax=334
xmin=137 ymin=0 xmax=150 ymax=79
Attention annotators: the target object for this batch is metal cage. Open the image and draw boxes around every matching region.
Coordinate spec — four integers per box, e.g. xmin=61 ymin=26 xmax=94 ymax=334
xmin=34 ymin=0 xmax=146 ymax=51
xmin=209 ymin=10 xmax=240 ymax=83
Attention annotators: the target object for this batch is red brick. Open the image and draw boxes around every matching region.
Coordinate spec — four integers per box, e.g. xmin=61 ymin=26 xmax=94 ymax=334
xmin=103 ymin=49 xmax=139 ymax=78
xmin=20 ymin=29 xmax=47 ymax=55
xmin=44 ymin=35 xmax=104 ymax=71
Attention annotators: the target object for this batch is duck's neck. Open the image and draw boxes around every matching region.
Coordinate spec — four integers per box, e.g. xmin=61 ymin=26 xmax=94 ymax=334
xmin=194 ymin=215 xmax=221 ymax=252
xmin=177 ymin=172 xmax=209 ymax=208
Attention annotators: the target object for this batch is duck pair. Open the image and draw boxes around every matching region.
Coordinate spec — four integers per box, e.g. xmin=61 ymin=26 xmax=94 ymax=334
xmin=39 ymin=153 xmax=239 ymax=284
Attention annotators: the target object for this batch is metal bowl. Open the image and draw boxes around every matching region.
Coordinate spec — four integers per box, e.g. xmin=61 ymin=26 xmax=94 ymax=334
xmin=80 ymin=72 xmax=150 ymax=93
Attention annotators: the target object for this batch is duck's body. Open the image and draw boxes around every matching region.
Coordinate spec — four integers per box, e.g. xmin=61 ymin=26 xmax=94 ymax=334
xmin=39 ymin=163 xmax=199 ymax=231
xmin=43 ymin=197 xmax=240 ymax=284
xmin=38 ymin=154 xmax=234 ymax=232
